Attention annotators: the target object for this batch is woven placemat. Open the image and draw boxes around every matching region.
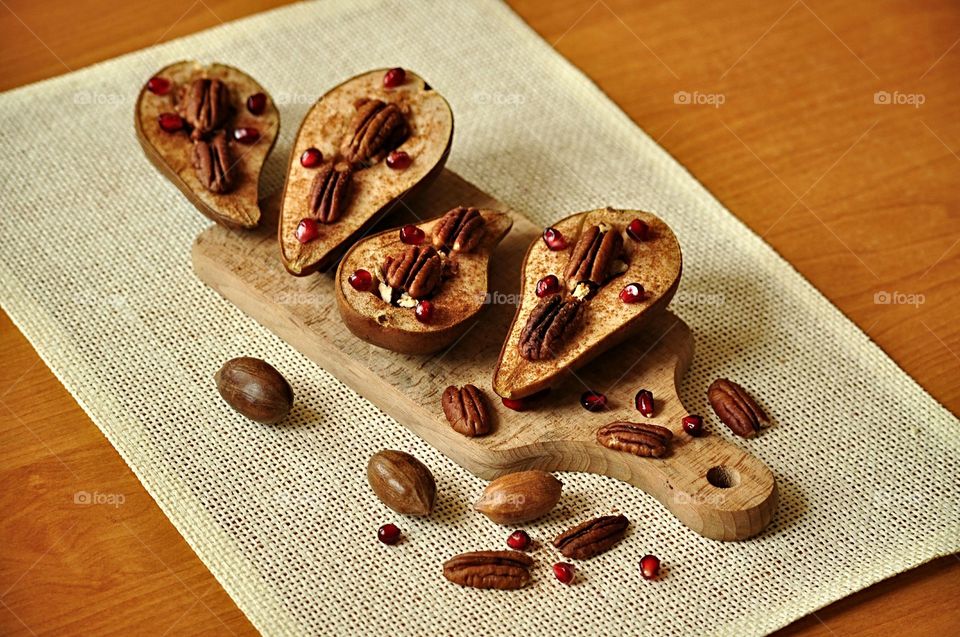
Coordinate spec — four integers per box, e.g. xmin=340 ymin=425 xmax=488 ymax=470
xmin=1 ymin=1 xmax=957 ymax=635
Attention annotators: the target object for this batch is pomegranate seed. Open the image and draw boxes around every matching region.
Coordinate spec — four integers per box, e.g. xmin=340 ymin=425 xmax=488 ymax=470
xmin=300 ymin=147 xmax=323 ymax=168
xmin=635 ymin=389 xmax=655 ymax=416
xmin=639 ymin=554 xmax=661 ymax=580
xmin=386 ymin=150 xmax=411 ymax=170
xmin=233 ymin=127 xmax=260 ymax=144
xmin=536 ymin=274 xmax=561 ymax=298
xmin=553 ymin=562 xmax=575 ymax=584
xmin=627 ymin=218 xmax=649 ymax=241
xmin=383 ymin=67 xmax=406 ymax=88
xmin=619 ymin=283 xmax=645 ymax=304
xmin=295 ymin=218 xmax=319 ymax=243
xmin=682 ymin=415 xmax=703 ymax=436
xmin=399 ymin=224 xmax=425 ymax=245
xmin=147 ymin=76 xmax=171 ymax=95
xmin=348 ymin=269 xmax=373 ymax=292
xmin=580 ymin=390 xmax=607 ymax=412
xmin=378 ymin=523 xmax=401 ymax=545
xmin=415 ymin=300 xmax=433 ymax=323
xmin=542 ymin=227 xmax=566 ymax=251
xmin=506 ymin=530 xmax=531 ymax=551
xmin=246 ymin=92 xmax=267 ymax=115
xmin=501 ymin=397 xmax=526 ymax=411
xmin=157 ymin=112 xmax=184 ymax=133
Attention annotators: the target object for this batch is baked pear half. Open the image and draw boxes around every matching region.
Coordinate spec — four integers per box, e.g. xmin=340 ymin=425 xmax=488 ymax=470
xmin=135 ymin=61 xmax=279 ymax=229
xmin=336 ymin=206 xmax=513 ymax=354
xmin=493 ymin=208 xmax=682 ymax=399
xmin=279 ymin=68 xmax=454 ymax=275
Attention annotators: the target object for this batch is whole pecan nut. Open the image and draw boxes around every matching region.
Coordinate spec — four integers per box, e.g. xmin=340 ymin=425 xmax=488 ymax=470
xmin=708 ymin=378 xmax=768 ymax=438
xmin=596 ymin=421 xmax=672 ymax=458
xmin=341 ymin=99 xmax=409 ymax=166
xmin=441 ymin=384 xmax=491 ymax=437
xmin=563 ymin=224 xmax=624 ymax=287
xmin=518 ymin=295 xmax=583 ymax=361
xmin=179 ymin=78 xmax=230 ymax=139
xmin=193 ymin=132 xmax=233 ymax=194
xmin=382 ymin=245 xmax=442 ymax=299
xmin=443 ymin=550 xmax=533 ymax=590
xmin=307 ymin=163 xmax=353 ymax=223
xmin=432 ymin=206 xmax=485 ymax=253
xmin=554 ymin=514 xmax=629 ymax=560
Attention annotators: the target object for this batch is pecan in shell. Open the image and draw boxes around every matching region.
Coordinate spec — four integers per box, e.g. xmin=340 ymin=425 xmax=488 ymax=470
xmin=382 ymin=245 xmax=442 ymax=299
xmin=443 ymin=550 xmax=533 ymax=590
xmin=307 ymin=163 xmax=353 ymax=223
xmin=432 ymin=206 xmax=485 ymax=253
xmin=596 ymin=421 xmax=672 ymax=458
xmin=554 ymin=514 xmax=629 ymax=560
xmin=179 ymin=78 xmax=230 ymax=139
xmin=193 ymin=132 xmax=233 ymax=194
xmin=564 ymin=224 xmax=624 ymax=287
xmin=341 ymin=99 xmax=409 ymax=167
xmin=518 ymin=295 xmax=583 ymax=361
xmin=708 ymin=378 xmax=768 ymax=438
xmin=441 ymin=384 xmax=491 ymax=437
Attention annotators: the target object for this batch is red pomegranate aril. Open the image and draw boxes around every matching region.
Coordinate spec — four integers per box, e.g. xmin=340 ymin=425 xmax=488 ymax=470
xmin=542 ymin=227 xmax=566 ymax=251
xmin=386 ymin=150 xmax=411 ymax=170
xmin=553 ymin=562 xmax=575 ymax=584
xmin=233 ymin=127 xmax=260 ymax=144
xmin=399 ymin=224 xmax=425 ymax=245
xmin=295 ymin=218 xmax=319 ymax=243
xmin=635 ymin=389 xmax=655 ymax=417
xmin=627 ymin=218 xmax=649 ymax=241
xmin=246 ymin=92 xmax=267 ymax=115
xmin=501 ymin=397 xmax=526 ymax=411
xmin=640 ymin=554 xmax=661 ymax=580
xmin=506 ymin=530 xmax=531 ymax=551
xmin=682 ymin=415 xmax=703 ymax=436
xmin=619 ymin=283 xmax=644 ymax=304
xmin=147 ymin=76 xmax=171 ymax=95
xmin=536 ymin=274 xmax=561 ymax=298
xmin=383 ymin=67 xmax=406 ymax=88
xmin=378 ymin=523 xmax=401 ymax=545
xmin=348 ymin=269 xmax=373 ymax=292
xmin=158 ymin=112 xmax=184 ymax=133
xmin=300 ymin=147 xmax=323 ymax=168
xmin=580 ymin=390 xmax=607 ymax=412
xmin=415 ymin=300 xmax=433 ymax=323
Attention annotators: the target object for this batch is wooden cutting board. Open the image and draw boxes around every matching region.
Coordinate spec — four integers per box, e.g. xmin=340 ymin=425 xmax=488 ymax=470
xmin=191 ymin=169 xmax=777 ymax=541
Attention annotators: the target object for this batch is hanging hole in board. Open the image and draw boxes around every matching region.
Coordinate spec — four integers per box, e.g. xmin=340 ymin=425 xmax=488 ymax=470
xmin=707 ymin=465 xmax=740 ymax=489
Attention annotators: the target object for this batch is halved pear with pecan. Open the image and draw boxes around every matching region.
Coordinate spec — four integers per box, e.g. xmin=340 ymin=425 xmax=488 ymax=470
xmin=493 ymin=208 xmax=682 ymax=399
xmin=279 ymin=68 xmax=454 ymax=276
xmin=135 ymin=61 xmax=279 ymax=229
xmin=336 ymin=207 xmax=513 ymax=354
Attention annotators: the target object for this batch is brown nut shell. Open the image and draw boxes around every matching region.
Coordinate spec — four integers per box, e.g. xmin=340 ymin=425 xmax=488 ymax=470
xmin=366 ymin=450 xmax=436 ymax=516
xmin=474 ymin=470 xmax=562 ymax=525
xmin=214 ymin=357 xmax=293 ymax=424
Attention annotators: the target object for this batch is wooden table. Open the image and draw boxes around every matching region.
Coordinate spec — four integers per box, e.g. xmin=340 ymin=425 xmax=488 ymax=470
xmin=1 ymin=0 xmax=957 ymax=634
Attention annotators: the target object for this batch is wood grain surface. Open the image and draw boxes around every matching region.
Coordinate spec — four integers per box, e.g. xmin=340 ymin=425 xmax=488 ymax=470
xmin=1 ymin=0 xmax=957 ymax=635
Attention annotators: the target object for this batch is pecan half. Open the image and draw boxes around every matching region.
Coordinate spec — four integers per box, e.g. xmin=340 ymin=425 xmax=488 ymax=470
xmin=518 ymin=295 xmax=583 ymax=361
xmin=432 ymin=206 xmax=485 ymax=253
xmin=192 ymin=132 xmax=233 ymax=193
xmin=596 ymin=422 xmax=672 ymax=458
xmin=442 ymin=384 xmax=491 ymax=437
xmin=307 ymin=164 xmax=353 ymax=223
xmin=554 ymin=515 xmax=629 ymax=560
xmin=341 ymin=99 xmax=409 ymax=166
xmin=563 ymin=224 xmax=624 ymax=288
xmin=382 ymin=245 xmax=442 ymax=299
xmin=708 ymin=379 xmax=768 ymax=438
xmin=443 ymin=550 xmax=533 ymax=590
xmin=179 ymin=78 xmax=230 ymax=139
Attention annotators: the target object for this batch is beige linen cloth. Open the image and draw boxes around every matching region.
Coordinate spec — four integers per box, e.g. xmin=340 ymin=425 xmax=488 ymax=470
xmin=1 ymin=1 xmax=957 ymax=635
